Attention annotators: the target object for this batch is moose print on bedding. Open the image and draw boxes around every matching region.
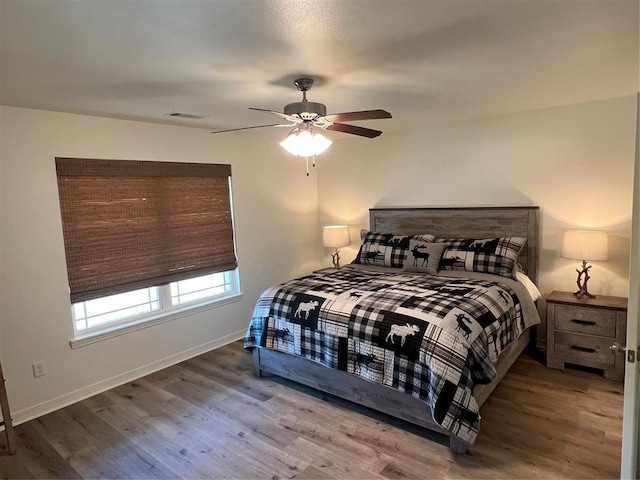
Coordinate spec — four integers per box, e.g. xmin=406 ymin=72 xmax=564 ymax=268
xmin=411 ymin=246 xmax=430 ymax=266
xmin=244 ymin=267 xmax=535 ymax=445
xmin=385 ymin=322 xmax=421 ymax=347
xmin=354 ymin=230 xmax=436 ymax=268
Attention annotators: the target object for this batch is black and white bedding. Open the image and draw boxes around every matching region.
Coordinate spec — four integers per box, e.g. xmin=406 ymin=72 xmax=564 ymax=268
xmin=244 ymin=265 xmax=540 ymax=444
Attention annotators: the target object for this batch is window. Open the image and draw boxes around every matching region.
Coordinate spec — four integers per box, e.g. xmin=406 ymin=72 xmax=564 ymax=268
xmin=72 ymin=271 xmax=239 ymax=336
xmin=55 ymin=158 xmax=240 ymax=341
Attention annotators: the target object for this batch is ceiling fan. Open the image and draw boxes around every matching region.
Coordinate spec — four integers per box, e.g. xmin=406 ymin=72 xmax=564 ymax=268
xmin=211 ymin=77 xmax=392 ymax=159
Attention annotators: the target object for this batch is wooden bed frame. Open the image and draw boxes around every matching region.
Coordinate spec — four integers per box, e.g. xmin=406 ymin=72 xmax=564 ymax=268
xmin=252 ymin=206 xmax=540 ymax=453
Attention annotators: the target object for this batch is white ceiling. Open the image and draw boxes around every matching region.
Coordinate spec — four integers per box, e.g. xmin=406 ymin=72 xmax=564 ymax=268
xmin=1 ymin=0 xmax=638 ymax=136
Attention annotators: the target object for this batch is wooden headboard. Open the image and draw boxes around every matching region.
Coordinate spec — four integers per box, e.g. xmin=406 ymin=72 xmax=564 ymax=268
xmin=369 ymin=206 xmax=540 ymax=284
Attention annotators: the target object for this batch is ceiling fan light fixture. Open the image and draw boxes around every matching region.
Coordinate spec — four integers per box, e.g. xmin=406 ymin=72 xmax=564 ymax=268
xmin=279 ymin=127 xmax=332 ymax=157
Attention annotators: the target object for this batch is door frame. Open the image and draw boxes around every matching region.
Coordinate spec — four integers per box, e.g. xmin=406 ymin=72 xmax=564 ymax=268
xmin=620 ymin=92 xmax=640 ymax=480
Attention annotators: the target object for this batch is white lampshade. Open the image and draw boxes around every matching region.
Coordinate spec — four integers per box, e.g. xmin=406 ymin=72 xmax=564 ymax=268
xmin=280 ymin=127 xmax=332 ymax=157
xmin=323 ymin=225 xmax=350 ymax=249
xmin=561 ymin=230 xmax=609 ymax=261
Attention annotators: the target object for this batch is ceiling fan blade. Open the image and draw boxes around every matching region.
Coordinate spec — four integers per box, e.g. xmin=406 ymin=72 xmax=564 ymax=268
xmin=326 ymin=123 xmax=383 ymax=138
xmin=211 ymin=124 xmax=287 ymax=134
xmin=323 ymin=110 xmax=392 ymax=123
xmin=249 ymin=107 xmax=301 ymax=124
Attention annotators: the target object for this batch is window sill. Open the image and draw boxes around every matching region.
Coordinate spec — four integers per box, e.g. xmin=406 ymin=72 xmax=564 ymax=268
xmin=69 ymin=292 xmax=244 ymax=349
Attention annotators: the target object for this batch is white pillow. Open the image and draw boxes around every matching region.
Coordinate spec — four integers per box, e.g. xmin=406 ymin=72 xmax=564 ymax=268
xmin=515 ymin=271 xmax=541 ymax=301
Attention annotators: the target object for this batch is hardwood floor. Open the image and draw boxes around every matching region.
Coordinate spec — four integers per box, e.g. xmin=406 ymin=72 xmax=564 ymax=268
xmin=0 ymin=341 xmax=624 ymax=479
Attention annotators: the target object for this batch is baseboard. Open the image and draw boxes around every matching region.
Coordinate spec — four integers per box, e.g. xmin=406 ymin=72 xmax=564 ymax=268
xmin=11 ymin=329 xmax=246 ymax=426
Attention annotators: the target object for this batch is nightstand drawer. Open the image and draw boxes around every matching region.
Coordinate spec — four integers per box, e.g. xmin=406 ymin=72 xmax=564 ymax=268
xmin=553 ymin=304 xmax=617 ymax=337
xmin=554 ymin=332 xmax=615 ymax=366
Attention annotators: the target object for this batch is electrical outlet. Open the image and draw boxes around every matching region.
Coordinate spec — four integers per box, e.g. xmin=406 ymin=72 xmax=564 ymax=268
xmin=32 ymin=361 xmax=46 ymax=378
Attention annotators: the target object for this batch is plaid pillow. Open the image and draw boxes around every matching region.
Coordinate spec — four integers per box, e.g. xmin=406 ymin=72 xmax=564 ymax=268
xmin=353 ymin=230 xmax=436 ymax=268
xmin=437 ymin=236 xmax=527 ymax=279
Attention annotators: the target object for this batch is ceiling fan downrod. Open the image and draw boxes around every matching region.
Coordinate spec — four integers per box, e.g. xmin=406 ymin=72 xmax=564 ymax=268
xmin=285 ymin=78 xmax=327 ymax=119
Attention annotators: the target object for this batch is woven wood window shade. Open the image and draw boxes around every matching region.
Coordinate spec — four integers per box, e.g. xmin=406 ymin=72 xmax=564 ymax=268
xmin=55 ymin=158 xmax=237 ymax=303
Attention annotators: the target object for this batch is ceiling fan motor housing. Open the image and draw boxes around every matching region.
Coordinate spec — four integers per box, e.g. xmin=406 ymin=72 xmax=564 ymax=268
xmin=284 ymin=101 xmax=327 ymax=120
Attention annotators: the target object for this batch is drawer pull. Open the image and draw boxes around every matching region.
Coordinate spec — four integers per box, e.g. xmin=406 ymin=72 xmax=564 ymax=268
xmin=571 ymin=319 xmax=597 ymax=326
xmin=570 ymin=345 xmax=597 ymax=353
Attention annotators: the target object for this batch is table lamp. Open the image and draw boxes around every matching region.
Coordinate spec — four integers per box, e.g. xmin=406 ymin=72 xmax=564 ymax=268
xmin=323 ymin=225 xmax=351 ymax=268
xmin=561 ymin=230 xmax=609 ymax=299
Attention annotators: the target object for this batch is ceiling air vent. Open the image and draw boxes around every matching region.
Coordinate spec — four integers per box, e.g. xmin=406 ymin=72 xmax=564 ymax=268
xmin=164 ymin=112 xmax=205 ymax=120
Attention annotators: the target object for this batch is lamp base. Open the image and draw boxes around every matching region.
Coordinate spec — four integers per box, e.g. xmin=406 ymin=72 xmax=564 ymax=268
xmin=573 ymin=260 xmax=596 ymax=300
xmin=331 ymin=249 xmax=341 ymax=269
xmin=573 ymin=288 xmax=596 ymax=300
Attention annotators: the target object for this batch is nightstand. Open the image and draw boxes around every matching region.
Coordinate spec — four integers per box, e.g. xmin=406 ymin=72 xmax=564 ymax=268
xmin=546 ymin=291 xmax=628 ymax=382
xmin=313 ymin=267 xmax=339 ymax=274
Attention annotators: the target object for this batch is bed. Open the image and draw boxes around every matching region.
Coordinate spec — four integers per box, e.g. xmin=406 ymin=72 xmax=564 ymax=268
xmin=244 ymin=206 xmax=540 ymax=453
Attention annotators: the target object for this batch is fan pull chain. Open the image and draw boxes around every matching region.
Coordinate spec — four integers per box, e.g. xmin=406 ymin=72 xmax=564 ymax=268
xmin=304 ymin=156 xmax=317 ymax=176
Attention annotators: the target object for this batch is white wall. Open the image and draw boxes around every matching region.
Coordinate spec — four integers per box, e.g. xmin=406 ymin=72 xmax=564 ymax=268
xmin=0 ymin=106 xmax=320 ymax=420
xmin=318 ymin=96 xmax=637 ymax=343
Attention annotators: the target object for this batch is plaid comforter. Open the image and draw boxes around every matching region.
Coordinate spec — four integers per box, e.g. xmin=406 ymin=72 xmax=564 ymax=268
xmin=244 ymin=267 xmax=534 ymax=444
